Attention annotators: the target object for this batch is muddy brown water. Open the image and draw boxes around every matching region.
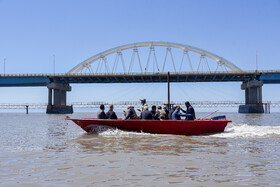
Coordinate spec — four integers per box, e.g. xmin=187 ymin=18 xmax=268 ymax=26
xmin=1 ymin=112 xmax=280 ymax=186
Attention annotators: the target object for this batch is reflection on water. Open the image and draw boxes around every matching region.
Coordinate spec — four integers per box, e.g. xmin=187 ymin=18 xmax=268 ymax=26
xmin=75 ymin=132 xmax=229 ymax=156
xmin=0 ymin=112 xmax=280 ymax=186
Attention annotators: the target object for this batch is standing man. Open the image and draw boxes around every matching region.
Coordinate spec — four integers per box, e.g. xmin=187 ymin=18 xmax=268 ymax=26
xmin=106 ymin=104 xmax=118 ymax=119
xmin=97 ymin=104 xmax=107 ymax=119
xmin=138 ymin=98 xmax=147 ymax=112
xmin=181 ymin=101 xmax=196 ymax=120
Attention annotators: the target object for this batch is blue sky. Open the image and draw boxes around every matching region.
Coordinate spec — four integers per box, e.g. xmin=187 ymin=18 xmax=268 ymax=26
xmin=0 ymin=0 xmax=280 ymax=104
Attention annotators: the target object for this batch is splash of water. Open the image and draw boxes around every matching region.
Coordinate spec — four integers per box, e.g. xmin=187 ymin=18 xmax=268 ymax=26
xmin=211 ymin=123 xmax=280 ymax=138
xmin=88 ymin=125 xmax=155 ymax=137
xmin=99 ymin=128 xmax=156 ymax=137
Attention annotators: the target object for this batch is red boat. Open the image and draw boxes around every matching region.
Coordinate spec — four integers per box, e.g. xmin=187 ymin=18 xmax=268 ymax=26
xmin=66 ymin=117 xmax=231 ymax=136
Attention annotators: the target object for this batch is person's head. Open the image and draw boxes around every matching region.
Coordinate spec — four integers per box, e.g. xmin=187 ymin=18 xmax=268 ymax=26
xmin=109 ymin=104 xmax=114 ymax=110
xmin=140 ymin=98 xmax=146 ymax=105
xmin=163 ymin=106 xmax=167 ymax=110
xmin=143 ymin=106 xmax=149 ymax=111
xmin=100 ymin=104 xmax=105 ymax=110
xmin=127 ymin=105 xmax=131 ymax=110
xmin=175 ymin=106 xmax=181 ymax=110
xmin=185 ymin=101 xmax=190 ymax=107
xmin=151 ymin=105 xmax=156 ymax=111
xmin=157 ymin=106 xmax=162 ymax=110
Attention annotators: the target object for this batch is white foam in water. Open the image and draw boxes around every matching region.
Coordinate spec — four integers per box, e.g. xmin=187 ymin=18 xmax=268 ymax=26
xmin=211 ymin=123 xmax=280 ymax=138
xmin=99 ymin=128 xmax=155 ymax=137
xmin=90 ymin=125 xmax=155 ymax=137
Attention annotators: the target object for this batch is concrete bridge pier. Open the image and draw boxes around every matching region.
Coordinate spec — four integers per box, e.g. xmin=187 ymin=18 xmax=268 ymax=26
xmin=46 ymin=83 xmax=73 ymax=114
xmin=238 ymin=80 xmax=264 ymax=113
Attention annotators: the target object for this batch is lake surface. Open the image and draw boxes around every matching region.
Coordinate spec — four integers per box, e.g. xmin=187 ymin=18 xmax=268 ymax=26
xmin=1 ymin=111 xmax=280 ymax=186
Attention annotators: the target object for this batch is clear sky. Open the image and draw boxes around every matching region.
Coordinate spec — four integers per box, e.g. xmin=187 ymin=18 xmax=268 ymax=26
xmin=0 ymin=0 xmax=280 ymax=104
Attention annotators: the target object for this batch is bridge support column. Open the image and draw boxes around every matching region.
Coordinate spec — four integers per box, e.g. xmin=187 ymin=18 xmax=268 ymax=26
xmin=46 ymin=83 xmax=73 ymax=114
xmin=238 ymin=80 xmax=264 ymax=113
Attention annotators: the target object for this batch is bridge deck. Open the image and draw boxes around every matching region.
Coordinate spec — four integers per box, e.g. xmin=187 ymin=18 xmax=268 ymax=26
xmin=0 ymin=71 xmax=280 ymax=86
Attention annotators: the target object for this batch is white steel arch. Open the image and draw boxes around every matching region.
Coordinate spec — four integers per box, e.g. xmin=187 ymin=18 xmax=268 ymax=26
xmin=68 ymin=41 xmax=242 ymax=73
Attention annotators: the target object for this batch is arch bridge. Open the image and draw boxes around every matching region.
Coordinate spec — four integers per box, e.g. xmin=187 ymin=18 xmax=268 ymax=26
xmin=68 ymin=41 xmax=242 ymax=74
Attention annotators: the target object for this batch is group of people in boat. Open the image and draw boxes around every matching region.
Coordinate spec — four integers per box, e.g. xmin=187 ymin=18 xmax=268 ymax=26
xmin=97 ymin=99 xmax=196 ymax=120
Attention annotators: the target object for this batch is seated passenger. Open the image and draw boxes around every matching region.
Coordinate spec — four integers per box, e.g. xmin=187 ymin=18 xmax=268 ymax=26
xmin=151 ymin=105 xmax=159 ymax=120
xmin=171 ymin=106 xmax=191 ymax=120
xmin=124 ymin=105 xmax=137 ymax=120
xmin=156 ymin=106 xmax=168 ymax=120
xmin=157 ymin=106 xmax=168 ymax=120
xmin=155 ymin=106 xmax=161 ymax=119
xmin=168 ymin=106 xmax=176 ymax=119
xmin=163 ymin=105 xmax=169 ymax=119
xmin=140 ymin=106 xmax=153 ymax=119
xmin=106 ymin=104 xmax=118 ymax=119
xmin=97 ymin=104 xmax=107 ymax=119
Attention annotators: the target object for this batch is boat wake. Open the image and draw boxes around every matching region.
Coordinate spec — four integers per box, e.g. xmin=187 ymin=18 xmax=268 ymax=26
xmin=210 ymin=123 xmax=280 ymax=138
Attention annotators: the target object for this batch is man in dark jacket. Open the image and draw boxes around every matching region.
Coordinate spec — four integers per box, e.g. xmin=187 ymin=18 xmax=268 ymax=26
xmin=106 ymin=104 xmax=118 ymax=119
xmin=140 ymin=106 xmax=153 ymax=119
xmin=181 ymin=101 xmax=196 ymax=120
xmin=97 ymin=104 xmax=107 ymax=119
xmin=151 ymin=105 xmax=159 ymax=120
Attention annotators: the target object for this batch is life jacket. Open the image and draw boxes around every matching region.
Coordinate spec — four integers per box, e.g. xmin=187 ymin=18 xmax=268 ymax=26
xmin=129 ymin=109 xmax=137 ymax=119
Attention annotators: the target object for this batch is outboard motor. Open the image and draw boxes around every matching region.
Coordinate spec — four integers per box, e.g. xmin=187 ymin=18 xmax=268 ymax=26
xmin=211 ymin=115 xmax=226 ymax=120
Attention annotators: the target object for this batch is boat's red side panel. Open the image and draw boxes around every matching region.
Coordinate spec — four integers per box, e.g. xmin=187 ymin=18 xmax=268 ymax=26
xmin=69 ymin=118 xmax=231 ymax=135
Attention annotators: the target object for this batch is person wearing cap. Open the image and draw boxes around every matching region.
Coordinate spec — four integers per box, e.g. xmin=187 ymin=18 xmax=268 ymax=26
xmin=124 ymin=105 xmax=137 ymax=120
xmin=138 ymin=98 xmax=147 ymax=112
xmin=140 ymin=98 xmax=146 ymax=106
xmin=181 ymin=101 xmax=196 ymax=120
xmin=97 ymin=104 xmax=107 ymax=119
xmin=106 ymin=104 xmax=118 ymax=119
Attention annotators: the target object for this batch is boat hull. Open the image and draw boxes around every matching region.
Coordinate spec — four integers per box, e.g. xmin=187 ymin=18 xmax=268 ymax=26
xmin=67 ymin=118 xmax=231 ymax=136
